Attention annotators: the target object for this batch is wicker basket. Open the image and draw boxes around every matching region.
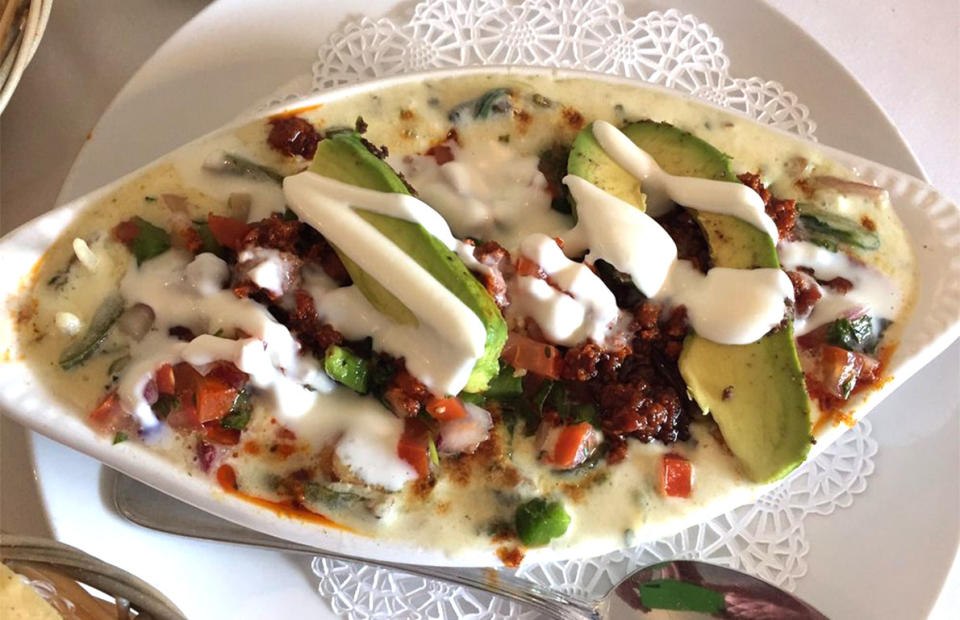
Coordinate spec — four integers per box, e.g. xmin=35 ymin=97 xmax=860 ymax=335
xmin=0 ymin=0 xmax=52 ymax=115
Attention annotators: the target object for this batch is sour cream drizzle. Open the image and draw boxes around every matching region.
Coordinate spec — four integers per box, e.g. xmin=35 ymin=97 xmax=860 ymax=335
xmin=511 ymin=233 xmax=622 ymax=346
xmin=283 ymin=171 xmax=486 ymax=395
xmin=591 ymin=120 xmax=778 ymax=239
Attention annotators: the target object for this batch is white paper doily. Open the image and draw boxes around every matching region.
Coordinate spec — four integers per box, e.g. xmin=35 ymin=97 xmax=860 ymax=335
xmin=253 ymin=1 xmax=877 ymax=617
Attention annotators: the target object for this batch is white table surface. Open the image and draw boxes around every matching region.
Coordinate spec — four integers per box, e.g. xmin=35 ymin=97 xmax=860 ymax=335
xmin=1 ymin=0 xmax=957 ymax=617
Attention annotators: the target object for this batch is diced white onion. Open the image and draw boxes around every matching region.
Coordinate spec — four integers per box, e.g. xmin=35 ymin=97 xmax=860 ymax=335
xmin=72 ymin=238 xmax=99 ymax=272
xmin=54 ymin=312 xmax=82 ymax=335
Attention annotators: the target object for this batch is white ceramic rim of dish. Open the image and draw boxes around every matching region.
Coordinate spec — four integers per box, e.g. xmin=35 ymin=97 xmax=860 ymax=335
xmin=1 ymin=66 xmax=957 ymax=567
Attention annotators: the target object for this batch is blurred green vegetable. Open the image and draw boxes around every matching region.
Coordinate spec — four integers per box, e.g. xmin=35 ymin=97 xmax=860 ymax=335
xmin=325 ymin=345 xmax=371 ymax=394
xmin=58 ymin=294 xmax=125 ymax=370
xmin=514 ymin=498 xmax=570 ymax=546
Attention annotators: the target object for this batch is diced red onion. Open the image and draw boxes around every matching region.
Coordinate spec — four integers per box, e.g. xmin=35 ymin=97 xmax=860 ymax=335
xmin=438 ymin=403 xmax=492 ymax=455
xmin=196 ymin=440 xmax=217 ymax=473
xmin=117 ymin=303 xmax=155 ymax=341
xmin=843 ymin=306 xmax=868 ymax=320
xmin=162 ymin=194 xmax=189 ymax=212
xmin=228 ymin=192 xmax=252 ymax=216
xmin=142 ymin=379 xmax=158 ymax=405
xmin=809 ymin=176 xmax=887 ymax=200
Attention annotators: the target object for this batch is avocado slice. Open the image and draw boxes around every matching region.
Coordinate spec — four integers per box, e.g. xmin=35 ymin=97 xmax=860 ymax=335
xmin=308 ymin=132 xmax=506 ymax=392
xmin=568 ymin=121 xmax=810 ymax=482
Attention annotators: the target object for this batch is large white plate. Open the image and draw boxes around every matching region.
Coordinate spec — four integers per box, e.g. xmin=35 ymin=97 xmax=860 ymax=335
xmin=11 ymin=1 xmax=959 ymax=618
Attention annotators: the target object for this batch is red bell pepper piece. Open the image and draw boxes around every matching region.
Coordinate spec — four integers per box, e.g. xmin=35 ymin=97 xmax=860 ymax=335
xmin=661 ymin=453 xmax=693 ymax=498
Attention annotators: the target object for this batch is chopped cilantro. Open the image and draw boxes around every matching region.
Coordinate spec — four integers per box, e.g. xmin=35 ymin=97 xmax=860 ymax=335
xmin=151 ymin=394 xmax=180 ymax=418
xmin=840 ymin=377 xmax=855 ymax=399
xmin=826 ymin=316 xmax=873 ymax=352
xmin=484 ymin=364 xmax=523 ymax=399
xmin=532 ymin=93 xmax=552 ymax=108
xmin=221 ymin=390 xmax=253 ymax=430
xmin=304 ymin=482 xmax=360 ymax=509
xmin=533 ymin=380 xmax=554 ymax=415
xmin=113 ymin=431 xmax=128 ymax=444
xmin=128 ymin=217 xmax=171 ymax=264
xmin=192 ymin=220 xmax=223 ymax=255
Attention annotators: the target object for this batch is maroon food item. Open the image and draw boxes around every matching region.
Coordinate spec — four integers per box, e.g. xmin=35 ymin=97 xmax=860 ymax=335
xmin=384 ymin=366 xmax=432 ymax=417
xmin=470 ymin=240 xmax=514 ymax=310
xmin=267 ymin=116 xmax=321 ymax=159
xmin=285 ymin=289 xmax=344 ymax=355
xmin=657 ymin=209 xmax=711 ymax=272
xmin=786 ymin=270 xmax=822 ymax=318
xmin=822 ymin=277 xmax=854 ymax=294
xmin=242 ymin=214 xmax=350 ymax=285
xmin=739 ymin=172 xmax=798 ymax=240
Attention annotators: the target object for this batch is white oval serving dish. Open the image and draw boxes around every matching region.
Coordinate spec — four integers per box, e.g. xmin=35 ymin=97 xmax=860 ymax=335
xmin=1 ymin=67 xmax=958 ymax=567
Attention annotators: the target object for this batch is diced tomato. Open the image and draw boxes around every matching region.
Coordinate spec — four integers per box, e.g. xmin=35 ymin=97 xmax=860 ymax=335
xmin=205 ymin=361 xmax=248 ymax=390
xmin=166 ymin=399 xmax=201 ymax=431
xmin=397 ymin=418 xmax=430 ymax=478
xmin=207 ymin=215 xmax=251 ymax=251
xmin=175 ymin=225 xmax=204 ymax=254
xmin=274 ymin=443 xmax=296 ymax=458
xmin=425 ymin=397 xmax=468 ymax=422
xmin=796 ymin=324 xmax=829 ymax=350
xmin=661 ymin=453 xmax=693 ymax=498
xmin=112 ymin=220 xmax=140 ymax=244
xmin=859 ymin=354 xmax=881 ymax=383
xmin=203 ymin=423 xmax=241 ymax=446
xmin=155 ymin=363 xmax=176 ymax=395
xmin=516 ymin=256 xmax=544 ymax=278
xmin=552 ymin=422 xmax=594 ymax=469
xmin=818 ymin=345 xmax=864 ymax=400
xmin=172 ymin=362 xmax=204 ymax=398
xmin=216 ymin=464 xmax=238 ymax=491
xmin=88 ymin=392 xmax=135 ymax=434
xmin=195 ymin=377 xmax=238 ymax=423
xmin=501 ymin=333 xmax=563 ymax=379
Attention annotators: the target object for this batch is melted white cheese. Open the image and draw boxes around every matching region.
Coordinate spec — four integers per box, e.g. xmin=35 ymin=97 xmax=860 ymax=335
xmin=591 ymin=120 xmax=778 ymax=239
xmin=283 ymin=171 xmax=487 ymax=395
xmin=54 ymin=312 xmax=82 ymax=335
xmin=174 ymin=135 xmax=286 ymax=222
xmin=779 ymin=240 xmax=903 ymax=334
xmin=271 ymin=385 xmax=416 ymax=491
xmin=509 ymin=233 xmax=621 ymax=346
xmin=393 ymin=139 xmax=570 ymax=249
